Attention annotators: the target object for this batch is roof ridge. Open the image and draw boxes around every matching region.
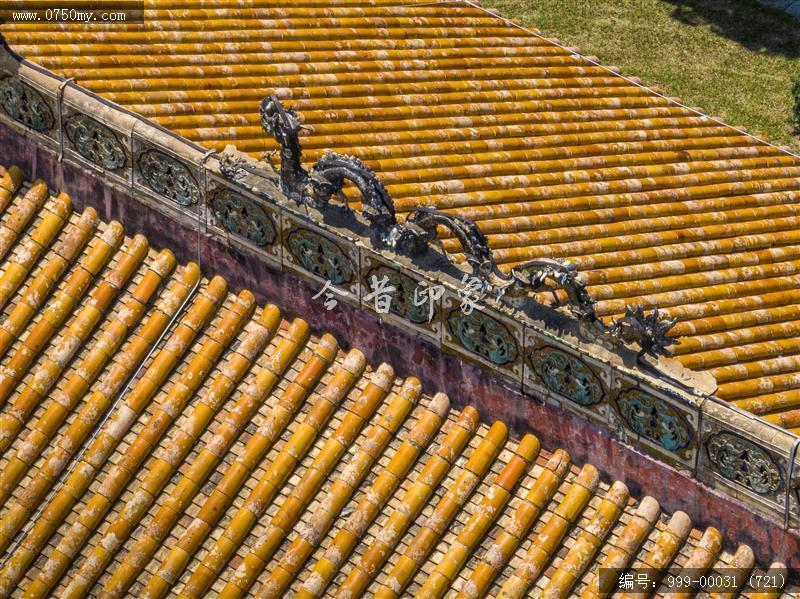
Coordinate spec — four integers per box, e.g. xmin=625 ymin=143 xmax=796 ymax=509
xmin=2 ymin=0 xmax=800 ymax=589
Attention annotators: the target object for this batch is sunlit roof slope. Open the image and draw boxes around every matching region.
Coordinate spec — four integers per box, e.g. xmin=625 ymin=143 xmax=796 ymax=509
xmin=5 ymin=2 xmax=800 ymax=431
xmin=0 ymin=165 xmax=792 ymax=597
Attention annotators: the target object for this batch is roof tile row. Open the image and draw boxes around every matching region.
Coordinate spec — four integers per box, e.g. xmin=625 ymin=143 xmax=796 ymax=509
xmin=7 ymin=0 xmax=800 ymax=428
xmin=0 ymin=168 xmax=791 ymax=596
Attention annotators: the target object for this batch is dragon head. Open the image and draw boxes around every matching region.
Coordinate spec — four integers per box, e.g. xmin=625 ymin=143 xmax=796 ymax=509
xmin=260 ymin=95 xmax=302 ymax=143
xmin=613 ymin=304 xmax=679 ymax=359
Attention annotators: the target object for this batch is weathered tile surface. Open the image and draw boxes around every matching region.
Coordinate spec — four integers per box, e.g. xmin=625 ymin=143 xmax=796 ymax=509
xmin=0 ymin=168 xmax=791 ymax=598
xmin=6 ymin=1 xmax=800 ymax=435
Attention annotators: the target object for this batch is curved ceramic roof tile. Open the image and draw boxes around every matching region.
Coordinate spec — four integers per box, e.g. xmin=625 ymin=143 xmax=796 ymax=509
xmin=0 ymin=0 xmax=798 ymax=594
xmin=10 ymin=0 xmax=796 ymax=421
xmin=0 ymin=167 xmax=792 ymax=596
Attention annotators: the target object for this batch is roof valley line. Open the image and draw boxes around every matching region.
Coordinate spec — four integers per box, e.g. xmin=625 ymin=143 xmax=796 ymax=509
xmin=0 ymin=8 xmax=797 ymax=571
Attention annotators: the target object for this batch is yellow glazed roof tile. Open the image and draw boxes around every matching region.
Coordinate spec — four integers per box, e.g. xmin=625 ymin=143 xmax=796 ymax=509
xmin=0 ymin=167 xmax=793 ymax=597
xmin=5 ymin=0 xmax=800 ymax=427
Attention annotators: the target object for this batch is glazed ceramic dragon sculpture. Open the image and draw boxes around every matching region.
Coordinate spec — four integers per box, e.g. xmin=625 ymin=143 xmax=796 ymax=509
xmin=219 ymin=95 xmax=677 ymax=358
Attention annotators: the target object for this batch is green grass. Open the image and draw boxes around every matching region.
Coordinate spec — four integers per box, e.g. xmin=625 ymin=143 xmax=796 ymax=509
xmin=481 ymin=0 xmax=800 ymax=149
